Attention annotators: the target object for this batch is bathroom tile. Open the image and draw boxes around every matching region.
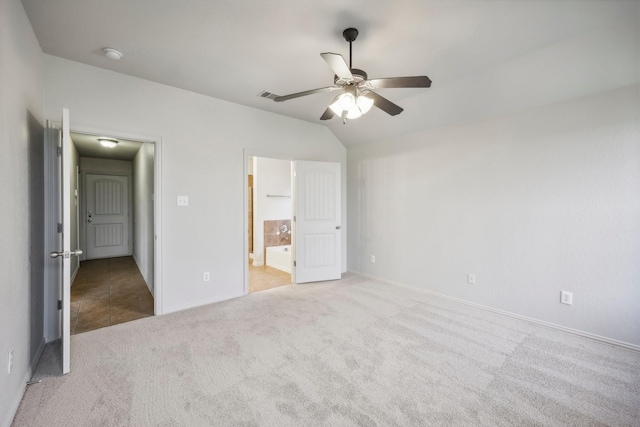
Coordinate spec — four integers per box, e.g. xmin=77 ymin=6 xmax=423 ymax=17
xmin=264 ymin=220 xmax=278 ymax=234
xmin=248 ymin=263 xmax=291 ymax=293
xmin=265 ymin=234 xmax=279 ymax=247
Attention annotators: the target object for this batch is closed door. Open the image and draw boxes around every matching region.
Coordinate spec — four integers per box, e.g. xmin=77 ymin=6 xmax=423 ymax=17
xmin=292 ymin=160 xmax=341 ymax=283
xmin=85 ymin=174 xmax=130 ymax=259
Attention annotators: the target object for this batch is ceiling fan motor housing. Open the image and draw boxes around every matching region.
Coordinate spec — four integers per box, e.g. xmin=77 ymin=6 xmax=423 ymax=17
xmin=334 ymin=68 xmax=368 ymax=86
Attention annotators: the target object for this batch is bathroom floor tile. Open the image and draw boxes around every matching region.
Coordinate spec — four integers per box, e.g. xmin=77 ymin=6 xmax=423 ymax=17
xmin=248 ymin=262 xmax=291 ymax=293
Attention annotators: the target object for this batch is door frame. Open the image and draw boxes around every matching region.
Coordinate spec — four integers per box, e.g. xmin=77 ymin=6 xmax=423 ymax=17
xmin=44 ymin=123 xmax=163 ymax=343
xmin=73 ymin=125 xmax=163 ymax=315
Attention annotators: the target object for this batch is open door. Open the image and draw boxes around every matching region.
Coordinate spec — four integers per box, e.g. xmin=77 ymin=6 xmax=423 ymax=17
xmin=48 ymin=108 xmax=81 ymax=374
xmin=292 ymin=161 xmax=341 ymax=283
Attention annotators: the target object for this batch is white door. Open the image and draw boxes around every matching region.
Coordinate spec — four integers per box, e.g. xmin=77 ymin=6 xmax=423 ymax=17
xmin=49 ymin=108 xmax=82 ymax=374
xmin=292 ymin=161 xmax=341 ymax=283
xmin=85 ymin=174 xmax=130 ymax=259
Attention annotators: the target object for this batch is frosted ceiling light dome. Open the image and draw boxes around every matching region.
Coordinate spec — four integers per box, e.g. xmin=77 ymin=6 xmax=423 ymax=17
xmin=98 ymin=137 xmax=119 ymax=148
xmin=103 ymin=48 xmax=123 ymax=60
xmin=356 ymin=95 xmax=373 ymax=114
xmin=346 ymin=105 xmax=362 ymax=119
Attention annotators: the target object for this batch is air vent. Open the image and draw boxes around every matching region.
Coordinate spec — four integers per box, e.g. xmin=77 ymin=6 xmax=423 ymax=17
xmin=258 ymin=90 xmax=279 ymax=100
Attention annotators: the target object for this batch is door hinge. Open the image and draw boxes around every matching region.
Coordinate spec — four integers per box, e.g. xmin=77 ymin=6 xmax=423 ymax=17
xmin=57 ymin=146 xmax=62 ymax=157
xmin=293 ymin=261 xmax=296 ymax=267
xmin=293 ymin=216 xmax=296 ymax=222
xmin=57 ymin=223 xmax=63 ymax=233
xmin=57 ymin=300 xmax=62 ymax=310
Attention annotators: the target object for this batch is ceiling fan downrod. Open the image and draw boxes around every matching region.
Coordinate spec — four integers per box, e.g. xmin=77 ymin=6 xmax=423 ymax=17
xmin=343 ymin=28 xmax=358 ymax=69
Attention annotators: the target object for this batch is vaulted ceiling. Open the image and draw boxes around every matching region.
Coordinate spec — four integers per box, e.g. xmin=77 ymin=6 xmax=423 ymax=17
xmin=21 ymin=0 xmax=639 ymax=146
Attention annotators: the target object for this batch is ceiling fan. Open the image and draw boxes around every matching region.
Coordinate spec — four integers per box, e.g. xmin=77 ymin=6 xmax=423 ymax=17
xmin=260 ymin=28 xmax=432 ymax=123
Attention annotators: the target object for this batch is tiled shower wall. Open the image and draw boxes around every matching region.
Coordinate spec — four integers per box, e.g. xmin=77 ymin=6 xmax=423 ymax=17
xmin=264 ymin=219 xmax=291 ymax=248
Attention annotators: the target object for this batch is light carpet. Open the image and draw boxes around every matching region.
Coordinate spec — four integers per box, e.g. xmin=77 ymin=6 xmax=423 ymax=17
xmin=13 ymin=274 xmax=640 ymax=426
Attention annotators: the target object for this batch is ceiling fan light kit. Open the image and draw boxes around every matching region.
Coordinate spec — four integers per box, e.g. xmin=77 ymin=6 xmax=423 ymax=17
xmin=260 ymin=27 xmax=431 ymax=124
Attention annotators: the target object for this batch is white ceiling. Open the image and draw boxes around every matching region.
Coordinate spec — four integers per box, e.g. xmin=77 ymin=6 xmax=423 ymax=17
xmin=22 ymin=0 xmax=639 ymax=146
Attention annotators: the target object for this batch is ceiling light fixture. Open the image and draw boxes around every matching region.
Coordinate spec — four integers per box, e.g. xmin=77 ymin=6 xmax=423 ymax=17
xmin=103 ymin=48 xmax=123 ymax=60
xmin=98 ymin=137 xmax=119 ymax=148
xmin=261 ymin=27 xmax=431 ymax=123
xmin=329 ymin=87 xmax=373 ymax=122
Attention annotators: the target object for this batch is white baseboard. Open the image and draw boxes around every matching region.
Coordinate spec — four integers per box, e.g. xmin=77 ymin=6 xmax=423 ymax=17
xmin=132 ymin=254 xmax=153 ymax=296
xmin=30 ymin=337 xmax=45 ymax=374
xmin=162 ymin=292 xmax=246 ymax=316
xmin=70 ymin=263 xmax=79 ymax=285
xmin=348 ymin=270 xmax=640 ymax=353
xmin=0 ymin=366 xmax=33 ymax=427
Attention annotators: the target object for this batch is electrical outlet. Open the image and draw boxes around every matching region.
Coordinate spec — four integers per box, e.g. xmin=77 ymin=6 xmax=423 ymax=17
xmin=561 ymin=291 xmax=573 ymax=305
xmin=370 ymin=255 xmax=376 ymax=263
xmin=177 ymin=196 xmax=189 ymax=207
xmin=468 ymin=274 xmax=476 ymax=285
xmin=7 ymin=349 xmax=13 ymax=374
xmin=203 ymin=272 xmax=210 ymax=282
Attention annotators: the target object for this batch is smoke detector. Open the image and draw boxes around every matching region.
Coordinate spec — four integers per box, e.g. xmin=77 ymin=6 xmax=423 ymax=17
xmin=103 ymin=48 xmax=123 ymax=60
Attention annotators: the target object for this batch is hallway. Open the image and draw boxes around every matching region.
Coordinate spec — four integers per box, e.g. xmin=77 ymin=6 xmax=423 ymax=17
xmin=71 ymin=257 xmax=154 ymax=334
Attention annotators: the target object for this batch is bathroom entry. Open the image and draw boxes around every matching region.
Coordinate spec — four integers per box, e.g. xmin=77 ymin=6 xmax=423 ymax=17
xmin=248 ymin=156 xmax=293 ymax=293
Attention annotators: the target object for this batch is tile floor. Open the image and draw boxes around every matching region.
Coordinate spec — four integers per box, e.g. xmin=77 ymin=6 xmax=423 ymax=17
xmin=71 ymin=256 xmax=154 ymax=334
xmin=248 ymin=262 xmax=291 ymax=293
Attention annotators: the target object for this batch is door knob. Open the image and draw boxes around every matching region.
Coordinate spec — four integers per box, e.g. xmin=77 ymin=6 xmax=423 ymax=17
xmin=88 ymin=218 xmax=92 ymax=223
xmin=50 ymin=249 xmax=83 ymax=259
xmin=336 ymin=226 xmax=341 ymax=229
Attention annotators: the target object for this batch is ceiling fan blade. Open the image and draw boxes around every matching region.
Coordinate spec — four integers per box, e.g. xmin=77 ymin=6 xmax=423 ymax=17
xmin=366 ymin=76 xmax=432 ymax=89
xmin=320 ymin=107 xmax=335 ymax=121
xmin=274 ymin=86 xmax=342 ymax=102
xmin=320 ymin=53 xmax=353 ymax=80
xmin=367 ymin=91 xmax=404 ymax=116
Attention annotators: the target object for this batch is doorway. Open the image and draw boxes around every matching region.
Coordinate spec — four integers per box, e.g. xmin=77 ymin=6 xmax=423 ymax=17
xmin=69 ymin=132 xmax=156 ymax=334
xmin=247 ymin=156 xmax=292 ymax=293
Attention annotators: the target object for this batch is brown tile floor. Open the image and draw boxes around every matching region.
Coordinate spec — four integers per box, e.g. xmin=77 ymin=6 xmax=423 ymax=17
xmin=71 ymin=256 xmax=154 ymax=334
xmin=248 ymin=261 xmax=291 ymax=293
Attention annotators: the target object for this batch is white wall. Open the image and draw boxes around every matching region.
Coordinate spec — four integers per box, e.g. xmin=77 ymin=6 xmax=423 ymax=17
xmin=133 ymin=143 xmax=155 ymax=292
xmin=348 ymin=85 xmax=640 ymax=346
xmin=0 ymin=0 xmax=43 ymax=425
xmin=252 ymin=157 xmax=292 ymax=266
xmin=44 ymin=55 xmax=346 ymax=313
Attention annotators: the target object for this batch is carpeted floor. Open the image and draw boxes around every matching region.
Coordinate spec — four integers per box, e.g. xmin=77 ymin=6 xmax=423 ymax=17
xmin=13 ymin=274 xmax=640 ymax=426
